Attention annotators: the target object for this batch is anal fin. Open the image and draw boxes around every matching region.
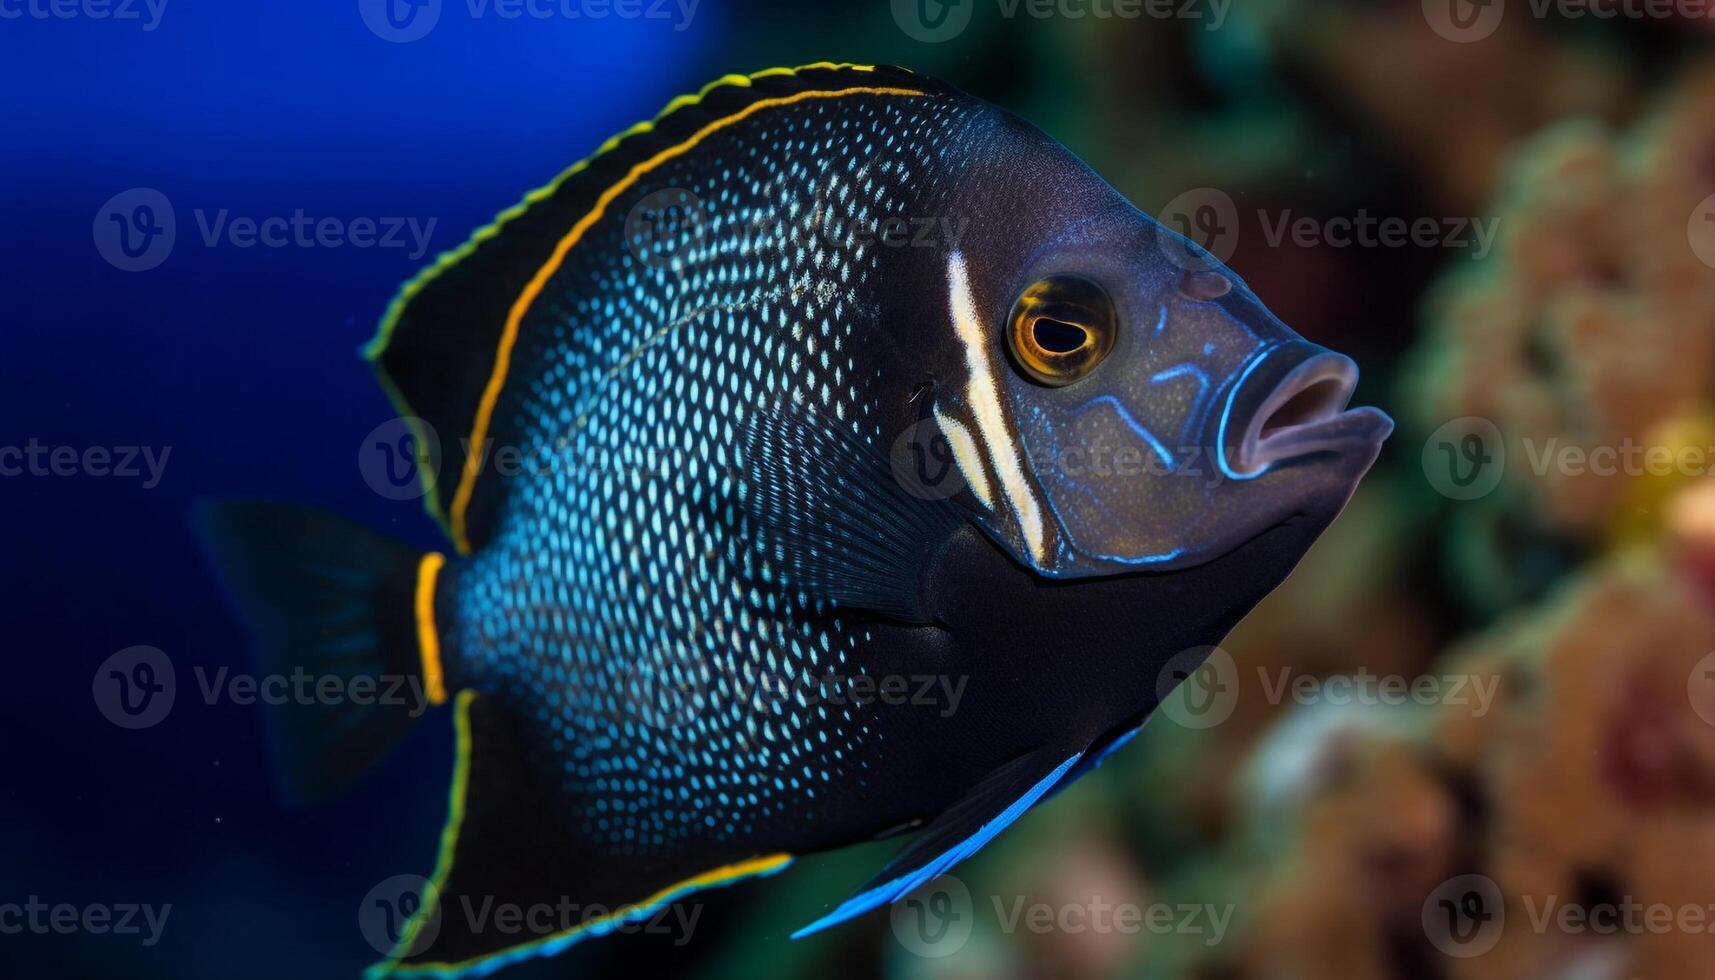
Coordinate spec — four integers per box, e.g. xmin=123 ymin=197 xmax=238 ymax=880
xmin=369 ymin=693 xmax=792 ymax=978
xmin=791 ymin=744 xmax=1084 ymax=938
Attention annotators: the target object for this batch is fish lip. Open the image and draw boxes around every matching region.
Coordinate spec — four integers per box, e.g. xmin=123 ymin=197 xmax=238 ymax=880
xmin=1250 ymin=405 xmax=1395 ymax=468
xmin=1233 ymin=352 xmax=1393 ymax=475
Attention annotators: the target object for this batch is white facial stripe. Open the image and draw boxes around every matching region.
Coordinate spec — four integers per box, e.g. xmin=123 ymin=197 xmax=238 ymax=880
xmin=934 ymin=406 xmax=995 ymax=510
xmin=946 ymin=251 xmax=1046 ymax=565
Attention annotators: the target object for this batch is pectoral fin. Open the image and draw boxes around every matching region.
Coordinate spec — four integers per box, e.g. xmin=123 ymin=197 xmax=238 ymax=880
xmin=791 ymin=744 xmax=1084 ymax=938
xmin=739 ymin=407 xmax=962 ymax=624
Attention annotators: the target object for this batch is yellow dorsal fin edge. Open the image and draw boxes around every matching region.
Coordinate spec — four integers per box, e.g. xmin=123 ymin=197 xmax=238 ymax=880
xmin=362 ymin=62 xmax=890 ymax=363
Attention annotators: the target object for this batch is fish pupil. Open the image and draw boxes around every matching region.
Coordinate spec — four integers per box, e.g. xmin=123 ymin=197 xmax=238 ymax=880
xmin=1032 ymin=317 xmax=1088 ymax=354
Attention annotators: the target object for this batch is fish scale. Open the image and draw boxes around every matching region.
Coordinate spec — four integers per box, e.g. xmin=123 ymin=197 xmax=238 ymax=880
xmin=444 ymin=93 xmax=963 ymax=856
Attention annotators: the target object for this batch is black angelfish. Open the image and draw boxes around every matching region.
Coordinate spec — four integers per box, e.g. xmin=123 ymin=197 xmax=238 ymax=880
xmin=200 ymin=62 xmax=1392 ymax=977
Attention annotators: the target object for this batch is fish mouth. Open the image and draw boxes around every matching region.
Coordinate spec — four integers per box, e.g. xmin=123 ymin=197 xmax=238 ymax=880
xmin=1231 ymin=350 xmax=1394 ymax=475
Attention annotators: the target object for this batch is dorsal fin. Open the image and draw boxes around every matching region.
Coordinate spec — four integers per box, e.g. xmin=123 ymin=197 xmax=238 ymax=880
xmin=363 ymin=63 xmax=945 ymax=554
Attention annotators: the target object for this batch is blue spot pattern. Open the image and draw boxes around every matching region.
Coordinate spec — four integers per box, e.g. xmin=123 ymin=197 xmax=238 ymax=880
xmin=442 ymin=92 xmax=966 ymax=859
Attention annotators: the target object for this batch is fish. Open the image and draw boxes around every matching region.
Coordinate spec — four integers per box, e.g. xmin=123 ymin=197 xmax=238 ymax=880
xmin=198 ymin=62 xmax=1392 ymax=978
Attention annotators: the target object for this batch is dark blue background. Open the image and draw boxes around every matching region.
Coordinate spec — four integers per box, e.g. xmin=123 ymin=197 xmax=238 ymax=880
xmin=2 ymin=2 xmax=738 ymax=975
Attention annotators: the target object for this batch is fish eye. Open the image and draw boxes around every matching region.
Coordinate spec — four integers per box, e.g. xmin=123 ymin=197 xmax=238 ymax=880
xmin=1006 ymin=275 xmax=1118 ymax=387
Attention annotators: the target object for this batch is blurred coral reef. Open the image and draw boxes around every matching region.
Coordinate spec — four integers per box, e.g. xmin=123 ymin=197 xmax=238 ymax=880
xmin=1407 ymin=63 xmax=1715 ymax=567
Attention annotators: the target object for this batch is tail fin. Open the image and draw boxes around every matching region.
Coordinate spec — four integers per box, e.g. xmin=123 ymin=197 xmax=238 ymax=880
xmin=195 ymin=500 xmax=449 ymax=804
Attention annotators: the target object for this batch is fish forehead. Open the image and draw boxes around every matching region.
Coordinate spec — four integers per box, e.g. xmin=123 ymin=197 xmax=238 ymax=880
xmin=447 ymin=91 xmax=983 ymax=854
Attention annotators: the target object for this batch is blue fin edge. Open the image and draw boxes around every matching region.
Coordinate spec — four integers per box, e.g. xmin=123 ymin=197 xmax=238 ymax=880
xmin=789 ymin=750 xmax=1084 ymax=939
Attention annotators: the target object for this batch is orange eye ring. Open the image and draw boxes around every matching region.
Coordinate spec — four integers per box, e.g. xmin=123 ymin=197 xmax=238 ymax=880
xmin=1006 ymin=276 xmax=1118 ymax=387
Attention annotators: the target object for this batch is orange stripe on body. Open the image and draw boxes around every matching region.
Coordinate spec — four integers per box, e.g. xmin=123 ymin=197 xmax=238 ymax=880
xmin=415 ymin=552 xmax=448 ymax=706
xmin=445 ymin=84 xmax=930 ymax=554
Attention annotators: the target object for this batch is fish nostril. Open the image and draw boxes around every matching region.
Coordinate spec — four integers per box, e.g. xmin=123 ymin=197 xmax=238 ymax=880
xmin=1180 ymin=269 xmax=1233 ymax=301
